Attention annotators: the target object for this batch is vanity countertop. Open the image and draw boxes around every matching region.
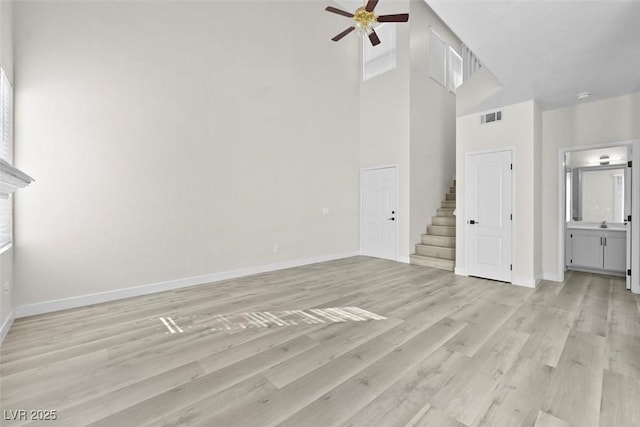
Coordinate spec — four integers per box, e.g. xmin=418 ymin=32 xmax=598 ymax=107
xmin=567 ymin=224 xmax=627 ymax=231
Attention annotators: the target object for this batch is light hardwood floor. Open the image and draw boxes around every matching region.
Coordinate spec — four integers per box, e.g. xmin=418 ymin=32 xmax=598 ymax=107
xmin=1 ymin=256 xmax=639 ymax=426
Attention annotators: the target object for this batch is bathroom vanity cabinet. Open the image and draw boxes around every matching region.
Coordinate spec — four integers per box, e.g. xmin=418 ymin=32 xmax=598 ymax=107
xmin=566 ymin=227 xmax=627 ymax=275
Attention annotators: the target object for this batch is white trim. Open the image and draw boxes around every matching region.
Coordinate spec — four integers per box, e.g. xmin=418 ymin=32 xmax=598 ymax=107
xmin=0 ymin=157 xmax=35 ymax=195
xmin=557 ymin=147 xmax=565 ymax=282
xmin=567 ymin=266 xmax=626 ymax=277
xmin=632 ymin=141 xmax=640 ymax=294
xmin=454 ymin=267 xmax=468 ymax=276
xmin=512 ymin=275 xmax=540 ymax=288
xmin=14 ymin=251 xmax=360 ymax=318
xmin=0 ymin=310 xmax=14 ymax=345
xmin=557 ymin=139 xmax=639 ymax=292
xmin=542 ymin=272 xmax=562 ymax=282
xmin=397 ymin=256 xmax=410 ymax=264
xmin=0 ymin=242 xmax=11 ymax=256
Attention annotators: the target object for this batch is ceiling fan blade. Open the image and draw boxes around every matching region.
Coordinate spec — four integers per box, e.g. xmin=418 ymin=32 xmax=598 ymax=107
xmin=368 ymin=30 xmax=381 ymax=46
xmin=332 ymin=26 xmax=356 ymax=42
xmin=325 ymin=6 xmax=354 ymax=18
xmin=365 ymin=0 xmax=379 ymax=12
xmin=377 ymin=13 xmax=410 ymax=23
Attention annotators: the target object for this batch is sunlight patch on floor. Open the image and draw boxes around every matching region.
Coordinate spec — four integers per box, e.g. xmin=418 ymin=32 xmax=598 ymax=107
xmin=158 ymin=307 xmax=386 ymax=334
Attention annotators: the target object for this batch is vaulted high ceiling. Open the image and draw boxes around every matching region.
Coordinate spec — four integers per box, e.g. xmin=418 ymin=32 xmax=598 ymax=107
xmin=426 ymin=0 xmax=640 ymax=112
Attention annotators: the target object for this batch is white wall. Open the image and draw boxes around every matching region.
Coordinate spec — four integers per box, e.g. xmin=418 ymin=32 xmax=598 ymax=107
xmin=13 ymin=1 xmax=362 ymax=308
xmin=541 ymin=92 xmax=640 ymax=279
xmin=360 ymin=0 xmax=459 ymax=261
xmin=359 ymin=2 xmax=411 ymax=261
xmin=0 ymin=0 xmax=14 ymax=341
xmin=456 ymin=99 xmax=540 ymax=286
xmin=409 ymin=0 xmax=459 ymax=253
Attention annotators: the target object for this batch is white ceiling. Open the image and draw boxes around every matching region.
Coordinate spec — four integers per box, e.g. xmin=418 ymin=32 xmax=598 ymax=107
xmin=426 ymin=0 xmax=640 ymax=112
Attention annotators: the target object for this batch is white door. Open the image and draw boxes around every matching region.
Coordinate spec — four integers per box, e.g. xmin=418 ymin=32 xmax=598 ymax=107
xmin=466 ymin=150 xmax=512 ymax=282
xmin=361 ymin=167 xmax=397 ymax=260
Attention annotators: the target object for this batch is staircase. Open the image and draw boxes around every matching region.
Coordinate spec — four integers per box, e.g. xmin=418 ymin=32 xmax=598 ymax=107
xmin=409 ymin=180 xmax=456 ymax=271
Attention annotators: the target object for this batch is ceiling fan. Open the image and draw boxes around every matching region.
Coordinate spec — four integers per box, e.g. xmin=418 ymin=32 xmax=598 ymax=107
xmin=326 ymin=0 xmax=409 ymax=46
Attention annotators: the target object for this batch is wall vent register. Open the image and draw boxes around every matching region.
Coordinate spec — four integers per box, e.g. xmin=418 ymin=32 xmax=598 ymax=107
xmin=480 ymin=110 xmax=503 ymax=124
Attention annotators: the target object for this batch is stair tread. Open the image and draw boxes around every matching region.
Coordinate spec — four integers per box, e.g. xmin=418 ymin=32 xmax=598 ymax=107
xmin=410 ymin=254 xmax=455 ymax=271
xmin=415 ymin=244 xmax=455 ymax=260
xmin=432 ymin=216 xmax=455 ymax=225
xmin=421 ymin=234 xmax=456 ymax=248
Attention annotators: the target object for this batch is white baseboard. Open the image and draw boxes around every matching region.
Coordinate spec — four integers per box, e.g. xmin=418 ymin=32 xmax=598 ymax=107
xmin=542 ymin=272 xmax=563 ymax=282
xmin=454 ymin=267 xmax=468 ymax=276
xmin=14 ymin=251 xmax=360 ymax=319
xmin=397 ymin=256 xmax=411 ymax=264
xmin=0 ymin=310 xmax=15 ymax=346
xmin=512 ymin=275 xmax=541 ymax=289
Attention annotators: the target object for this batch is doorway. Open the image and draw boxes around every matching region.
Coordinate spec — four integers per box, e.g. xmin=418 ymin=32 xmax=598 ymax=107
xmin=558 ymin=141 xmax=639 ymax=294
xmin=361 ymin=166 xmax=397 ymax=261
xmin=465 ymin=149 xmax=513 ymax=282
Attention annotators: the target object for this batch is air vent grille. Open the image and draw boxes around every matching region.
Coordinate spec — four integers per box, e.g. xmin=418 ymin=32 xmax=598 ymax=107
xmin=480 ymin=110 xmax=502 ymax=124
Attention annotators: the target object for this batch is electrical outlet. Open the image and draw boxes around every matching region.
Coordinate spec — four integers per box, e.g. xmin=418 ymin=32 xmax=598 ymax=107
xmin=3 ymin=281 xmax=9 ymax=293
xmin=273 ymin=245 xmax=279 ymax=253
xmin=322 ymin=207 xmax=330 ymax=214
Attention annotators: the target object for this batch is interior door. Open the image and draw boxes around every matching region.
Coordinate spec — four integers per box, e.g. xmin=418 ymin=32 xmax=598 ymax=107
xmin=361 ymin=167 xmax=397 ymax=261
xmin=466 ymin=150 xmax=512 ymax=282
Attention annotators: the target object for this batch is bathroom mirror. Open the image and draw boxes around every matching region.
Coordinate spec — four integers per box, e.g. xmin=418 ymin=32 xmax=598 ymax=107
xmin=570 ymin=165 xmax=627 ymax=223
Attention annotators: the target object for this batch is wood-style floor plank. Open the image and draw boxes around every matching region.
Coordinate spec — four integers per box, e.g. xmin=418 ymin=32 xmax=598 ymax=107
xmin=533 ymin=411 xmax=569 ymax=427
xmin=543 ymin=331 xmax=606 ymax=427
xmin=342 ymin=347 xmax=470 ymax=427
xmin=0 ymin=256 xmax=638 ymax=426
xmin=277 ymin=317 xmax=467 ymax=426
xmin=599 ymin=369 xmax=640 ymax=427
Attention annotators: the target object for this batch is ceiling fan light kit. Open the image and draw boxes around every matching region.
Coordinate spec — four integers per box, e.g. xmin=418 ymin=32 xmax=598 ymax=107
xmin=326 ymin=0 xmax=409 ymax=47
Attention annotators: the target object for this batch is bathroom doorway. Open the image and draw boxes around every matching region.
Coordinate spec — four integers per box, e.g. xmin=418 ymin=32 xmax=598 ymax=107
xmin=559 ymin=141 xmax=639 ymax=293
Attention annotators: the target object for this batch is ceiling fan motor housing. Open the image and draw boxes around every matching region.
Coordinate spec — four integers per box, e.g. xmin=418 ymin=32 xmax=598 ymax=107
xmin=354 ymin=7 xmax=377 ymax=34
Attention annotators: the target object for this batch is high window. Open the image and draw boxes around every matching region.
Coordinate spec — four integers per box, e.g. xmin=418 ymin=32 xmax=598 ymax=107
xmin=0 ymin=68 xmax=14 ymax=252
xmin=429 ymin=28 xmax=463 ymax=94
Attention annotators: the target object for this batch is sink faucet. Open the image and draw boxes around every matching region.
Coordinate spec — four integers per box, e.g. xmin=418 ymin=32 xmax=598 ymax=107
xmin=600 ymin=220 xmax=607 ymax=228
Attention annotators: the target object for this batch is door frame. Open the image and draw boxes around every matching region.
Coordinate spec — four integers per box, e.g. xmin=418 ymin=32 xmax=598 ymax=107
xmin=464 ymin=147 xmax=515 ymax=283
xmin=557 ymin=140 xmax=639 ymax=294
xmin=360 ymin=165 xmax=399 ymax=261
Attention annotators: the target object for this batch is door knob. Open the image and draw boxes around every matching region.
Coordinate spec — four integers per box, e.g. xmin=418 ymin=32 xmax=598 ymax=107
xmin=468 ymin=220 xmax=479 ymax=224
xmin=387 ymin=217 xmax=395 ymax=221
